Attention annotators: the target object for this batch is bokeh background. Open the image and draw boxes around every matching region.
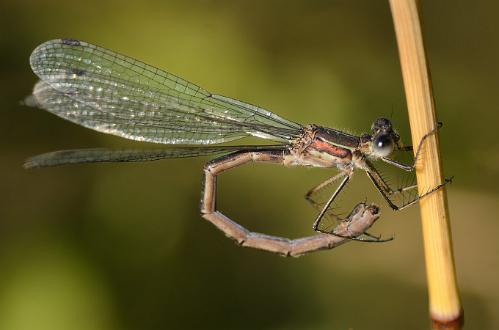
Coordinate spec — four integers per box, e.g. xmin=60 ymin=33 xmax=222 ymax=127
xmin=1 ymin=1 xmax=498 ymax=329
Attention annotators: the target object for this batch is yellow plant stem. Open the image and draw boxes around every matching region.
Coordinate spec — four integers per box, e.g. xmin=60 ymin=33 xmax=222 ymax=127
xmin=388 ymin=0 xmax=463 ymax=328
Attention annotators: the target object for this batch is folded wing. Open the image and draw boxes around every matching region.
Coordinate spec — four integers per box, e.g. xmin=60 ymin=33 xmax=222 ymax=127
xmin=29 ymin=39 xmax=302 ymax=145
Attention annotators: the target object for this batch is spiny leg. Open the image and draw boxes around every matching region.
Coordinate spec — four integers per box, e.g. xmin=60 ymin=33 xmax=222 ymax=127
xmin=366 ymin=230 xmax=395 ymax=242
xmin=305 ymin=173 xmax=387 ymax=242
xmin=366 ymin=162 xmax=453 ymax=211
xmin=371 ymin=122 xmax=451 ymax=209
xmin=304 ymin=172 xmax=347 ymax=212
xmin=382 ymin=122 xmax=443 ymax=171
xmin=311 ymin=191 xmax=392 ymax=243
xmin=312 ymin=174 xmax=351 ymax=231
xmin=328 ymin=231 xmax=394 ymax=243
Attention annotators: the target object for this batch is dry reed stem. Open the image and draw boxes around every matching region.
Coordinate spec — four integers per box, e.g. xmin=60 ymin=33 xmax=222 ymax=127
xmin=388 ymin=0 xmax=463 ymax=328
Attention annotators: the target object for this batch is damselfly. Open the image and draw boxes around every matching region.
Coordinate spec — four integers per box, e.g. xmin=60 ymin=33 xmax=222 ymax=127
xmin=25 ymin=39 xmax=450 ymax=251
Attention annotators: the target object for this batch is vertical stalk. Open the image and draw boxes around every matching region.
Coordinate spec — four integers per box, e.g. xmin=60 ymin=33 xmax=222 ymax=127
xmin=388 ymin=0 xmax=463 ymax=328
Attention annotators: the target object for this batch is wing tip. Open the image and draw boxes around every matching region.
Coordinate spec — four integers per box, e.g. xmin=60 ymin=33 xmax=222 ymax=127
xmin=23 ymin=158 xmax=40 ymax=169
xmin=30 ymin=38 xmax=85 ymax=75
xmin=23 ymin=150 xmax=74 ymax=169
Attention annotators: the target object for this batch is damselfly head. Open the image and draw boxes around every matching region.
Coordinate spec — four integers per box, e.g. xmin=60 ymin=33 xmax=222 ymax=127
xmin=370 ymin=118 xmax=400 ymax=157
xmin=371 ymin=118 xmax=393 ymax=135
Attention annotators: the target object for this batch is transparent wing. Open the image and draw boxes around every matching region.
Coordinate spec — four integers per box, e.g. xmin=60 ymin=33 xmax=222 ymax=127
xmin=29 ymin=39 xmax=303 ymax=145
xmin=24 ymin=145 xmax=285 ymax=169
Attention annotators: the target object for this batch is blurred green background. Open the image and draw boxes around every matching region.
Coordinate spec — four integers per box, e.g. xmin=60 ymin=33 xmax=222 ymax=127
xmin=1 ymin=0 xmax=498 ymax=329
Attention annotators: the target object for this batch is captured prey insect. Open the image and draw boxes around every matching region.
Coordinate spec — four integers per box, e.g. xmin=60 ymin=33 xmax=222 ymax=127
xmin=25 ymin=39 xmax=451 ymax=254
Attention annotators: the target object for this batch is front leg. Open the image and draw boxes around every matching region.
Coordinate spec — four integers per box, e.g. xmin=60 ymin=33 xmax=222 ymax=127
xmin=365 ymin=160 xmax=453 ymax=211
xmin=381 ymin=122 xmax=442 ymax=171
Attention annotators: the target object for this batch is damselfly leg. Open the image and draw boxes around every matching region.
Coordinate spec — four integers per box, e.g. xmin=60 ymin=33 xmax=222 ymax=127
xmin=380 ymin=122 xmax=443 ymax=171
xmin=305 ymin=172 xmax=347 ymax=213
xmin=306 ymin=171 xmax=392 ymax=242
xmin=309 ymin=123 xmax=450 ymax=235
xmin=367 ymin=122 xmax=452 ymax=210
xmin=311 ymin=174 xmax=350 ymax=231
xmin=310 ymin=194 xmax=392 ymax=242
xmin=366 ymin=163 xmax=452 ymax=211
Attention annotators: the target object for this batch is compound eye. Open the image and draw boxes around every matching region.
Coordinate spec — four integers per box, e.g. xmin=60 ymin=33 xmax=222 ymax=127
xmin=373 ymin=134 xmax=394 ymax=157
